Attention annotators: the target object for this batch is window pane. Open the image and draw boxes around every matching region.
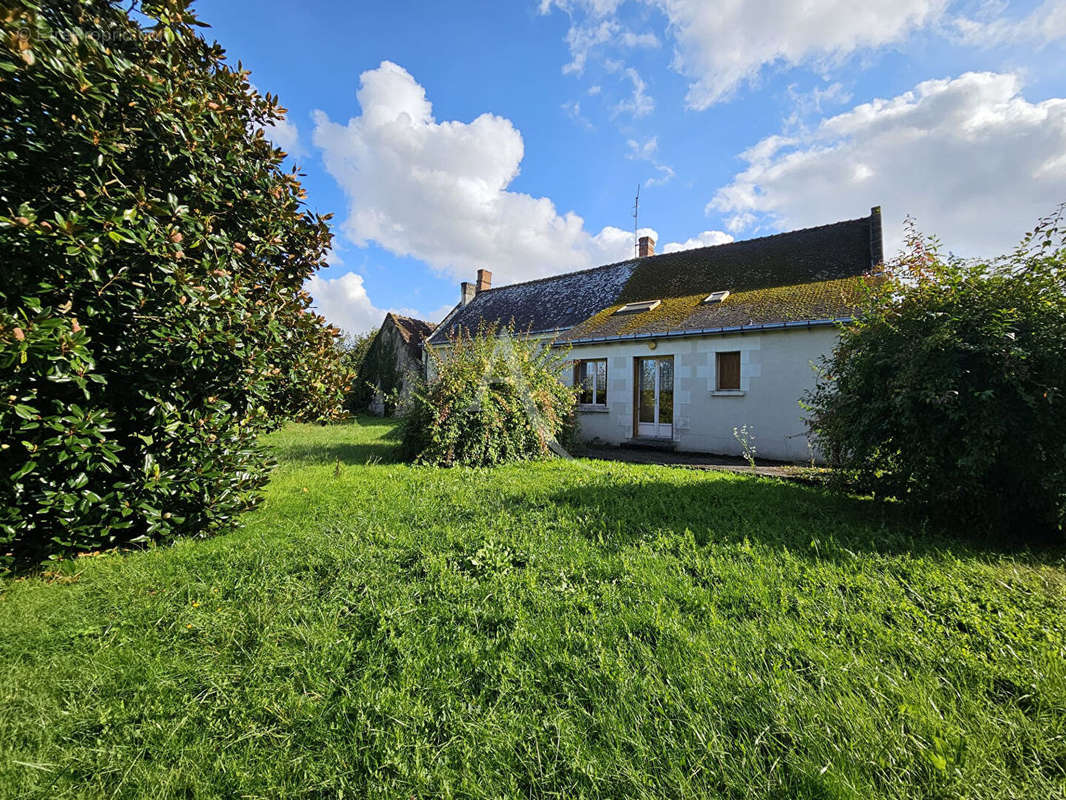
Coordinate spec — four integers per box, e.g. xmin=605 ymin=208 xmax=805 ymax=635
xmin=658 ymin=358 xmax=673 ymax=424
xmin=595 ymin=360 xmax=607 ymax=405
xmin=579 ymin=361 xmax=594 ymax=404
xmin=639 ymin=359 xmax=655 ymax=422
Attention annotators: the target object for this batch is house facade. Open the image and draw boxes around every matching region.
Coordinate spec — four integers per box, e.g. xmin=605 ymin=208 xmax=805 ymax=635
xmin=424 ymin=208 xmax=883 ymax=462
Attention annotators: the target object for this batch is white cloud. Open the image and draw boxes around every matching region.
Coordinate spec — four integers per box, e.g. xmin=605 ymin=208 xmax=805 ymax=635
xmin=626 ymin=136 xmax=675 ymax=185
xmin=261 ymin=116 xmax=307 ymax=158
xmin=563 ymin=19 xmax=618 ymax=74
xmin=251 ymin=85 xmax=308 ymax=158
xmin=626 ymin=135 xmax=658 ymax=159
xmin=562 ymin=98 xmax=595 ymax=129
xmin=710 ymin=72 xmax=1066 ymax=257
xmin=662 ymin=0 xmax=947 ymax=109
xmin=306 ymin=270 xmax=453 ymax=337
xmin=306 ymin=271 xmax=399 ymax=335
xmin=953 ymin=0 xmax=1066 ymax=46
xmin=312 ymin=61 xmax=664 ymax=286
xmin=542 ymin=0 xmax=948 ymax=109
xmin=662 ymin=230 xmax=734 ymax=253
xmin=611 ymin=65 xmax=654 ymax=117
xmin=558 ymin=15 xmax=660 ymax=75
xmin=786 ymin=81 xmax=853 ymax=119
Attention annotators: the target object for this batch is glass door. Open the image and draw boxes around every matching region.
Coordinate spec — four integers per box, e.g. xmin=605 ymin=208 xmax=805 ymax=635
xmin=636 ymin=356 xmax=673 ymax=438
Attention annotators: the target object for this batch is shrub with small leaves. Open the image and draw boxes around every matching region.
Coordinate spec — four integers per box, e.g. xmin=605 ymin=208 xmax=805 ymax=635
xmin=0 ymin=0 xmax=350 ymax=568
xmin=400 ymin=325 xmax=576 ymax=467
xmin=807 ymin=208 xmax=1066 ymax=539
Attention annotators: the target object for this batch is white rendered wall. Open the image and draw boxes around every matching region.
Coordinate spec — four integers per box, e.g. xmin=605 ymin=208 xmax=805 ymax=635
xmin=561 ymin=327 xmax=838 ymax=462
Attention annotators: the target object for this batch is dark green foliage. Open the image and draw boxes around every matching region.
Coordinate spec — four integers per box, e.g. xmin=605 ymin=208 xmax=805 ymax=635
xmin=0 ymin=0 xmax=349 ymax=568
xmin=354 ymin=329 xmax=402 ymax=415
xmin=339 ymin=330 xmax=375 ymax=413
xmin=807 ymin=210 xmax=1066 ymax=538
xmin=2 ymin=420 xmax=1064 ymax=798
xmin=401 ymin=326 xmax=576 ymax=466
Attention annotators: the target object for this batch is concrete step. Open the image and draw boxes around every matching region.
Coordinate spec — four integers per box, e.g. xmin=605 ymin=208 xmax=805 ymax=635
xmin=621 ymin=437 xmax=678 ymax=453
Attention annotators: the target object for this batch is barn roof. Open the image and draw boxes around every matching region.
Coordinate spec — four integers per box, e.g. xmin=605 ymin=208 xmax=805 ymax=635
xmin=388 ymin=313 xmax=435 ymax=346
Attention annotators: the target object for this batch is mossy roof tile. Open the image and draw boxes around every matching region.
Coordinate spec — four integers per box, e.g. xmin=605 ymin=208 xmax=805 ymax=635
xmin=431 ymin=212 xmax=879 ymax=343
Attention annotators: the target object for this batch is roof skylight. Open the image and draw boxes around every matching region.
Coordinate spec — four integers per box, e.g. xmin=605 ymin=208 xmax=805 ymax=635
xmin=702 ymin=290 xmax=731 ymax=304
xmin=614 ymin=299 xmax=661 ymax=314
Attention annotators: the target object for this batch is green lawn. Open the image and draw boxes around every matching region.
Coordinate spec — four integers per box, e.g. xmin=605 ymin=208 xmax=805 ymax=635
xmin=2 ymin=419 xmax=1064 ymax=799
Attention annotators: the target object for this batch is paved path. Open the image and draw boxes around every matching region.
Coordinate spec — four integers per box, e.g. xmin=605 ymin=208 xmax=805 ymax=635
xmin=582 ymin=446 xmax=827 ymax=484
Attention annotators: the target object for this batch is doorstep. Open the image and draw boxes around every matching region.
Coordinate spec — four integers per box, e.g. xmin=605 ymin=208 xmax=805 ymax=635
xmin=621 ymin=437 xmax=678 ymax=452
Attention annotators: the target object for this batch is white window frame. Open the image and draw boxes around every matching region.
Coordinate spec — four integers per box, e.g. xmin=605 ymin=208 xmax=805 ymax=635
xmin=574 ymin=358 xmax=608 ymax=409
xmin=614 ymin=299 xmax=661 ymax=314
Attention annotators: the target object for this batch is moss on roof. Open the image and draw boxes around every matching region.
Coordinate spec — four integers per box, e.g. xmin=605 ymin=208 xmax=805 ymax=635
xmin=432 ymin=213 xmax=880 ymax=343
xmin=561 ymin=275 xmax=876 ymax=341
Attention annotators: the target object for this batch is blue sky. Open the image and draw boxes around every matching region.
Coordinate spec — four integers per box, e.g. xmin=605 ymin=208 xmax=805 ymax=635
xmin=198 ymin=0 xmax=1066 ymax=333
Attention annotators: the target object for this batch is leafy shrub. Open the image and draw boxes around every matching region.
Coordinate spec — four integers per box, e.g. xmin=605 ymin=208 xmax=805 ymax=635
xmin=339 ymin=330 xmax=376 ymax=413
xmin=354 ymin=328 xmax=404 ymax=416
xmin=400 ymin=325 xmax=575 ymax=466
xmin=0 ymin=0 xmax=350 ymax=568
xmin=807 ymin=209 xmax=1066 ymax=539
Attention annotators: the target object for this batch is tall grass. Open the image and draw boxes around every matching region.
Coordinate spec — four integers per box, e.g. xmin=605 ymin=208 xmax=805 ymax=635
xmin=1 ymin=419 xmax=1063 ymax=798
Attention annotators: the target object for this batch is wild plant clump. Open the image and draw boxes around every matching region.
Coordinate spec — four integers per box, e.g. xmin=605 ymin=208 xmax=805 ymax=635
xmin=400 ymin=325 xmax=575 ymax=466
xmin=807 ymin=208 xmax=1066 ymax=540
xmin=0 ymin=0 xmax=350 ymax=568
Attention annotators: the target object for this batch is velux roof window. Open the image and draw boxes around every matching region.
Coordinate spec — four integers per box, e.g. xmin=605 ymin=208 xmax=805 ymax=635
xmin=614 ymin=299 xmax=661 ymax=314
xmin=702 ymin=290 xmax=730 ymax=304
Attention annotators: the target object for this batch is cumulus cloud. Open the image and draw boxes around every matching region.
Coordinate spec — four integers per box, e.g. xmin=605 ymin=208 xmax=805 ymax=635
xmin=260 ymin=116 xmax=307 ymax=158
xmin=306 ymin=272 xmax=397 ymax=335
xmin=250 ymin=85 xmax=308 ymax=158
xmin=662 ymin=230 xmax=734 ymax=253
xmin=312 ymin=61 xmax=664 ymax=286
xmin=305 ymin=269 xmax=452 ymax=337
xmin=542 ymin=0 xmax=947 ymax=109
xmin=710 ymin=72 xmax=1066 ymax=257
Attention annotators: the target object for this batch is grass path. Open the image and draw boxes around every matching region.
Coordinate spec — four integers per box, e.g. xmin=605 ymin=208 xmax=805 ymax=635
xmin=2 ymin=419 xmax=1064 ymax=798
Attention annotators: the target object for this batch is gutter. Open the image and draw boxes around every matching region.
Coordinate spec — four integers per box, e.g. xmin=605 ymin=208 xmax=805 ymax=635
xmin=560 ymin=317 xmax=853 ymax=346
xmin=426 ymin=325 xmax=571 ymax=346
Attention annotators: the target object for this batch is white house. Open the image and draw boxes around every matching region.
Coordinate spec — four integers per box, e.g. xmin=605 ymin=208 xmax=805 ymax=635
xmin=424 ymin=208 xmax=884 ymax=462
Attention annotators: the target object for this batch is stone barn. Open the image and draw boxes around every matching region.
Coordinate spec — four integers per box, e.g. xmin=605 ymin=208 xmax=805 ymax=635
xmin=358 ymin=312 xmax=436 ymax=416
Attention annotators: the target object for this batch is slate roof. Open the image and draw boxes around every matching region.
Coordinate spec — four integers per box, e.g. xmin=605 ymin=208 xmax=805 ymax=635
xmin=429 ymin=211 xmax=881 ymax=344
xmin=432 ymin=260 xmax=637 ymax=339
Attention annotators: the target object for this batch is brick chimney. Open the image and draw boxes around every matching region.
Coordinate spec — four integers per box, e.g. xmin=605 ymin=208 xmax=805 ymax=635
xmin=460 ymin=281 xmax=476 ymax=306
xmin=638 ymin=235 xmax=655 ymax=258
xmin=476 ymin=268 xmax=492 ymax=293
xmin=869 ymin=206 xmax=884 ymax=267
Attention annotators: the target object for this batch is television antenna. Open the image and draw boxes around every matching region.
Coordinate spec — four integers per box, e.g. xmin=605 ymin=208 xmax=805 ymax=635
xmin=632 ymin=184 xmax=640 ymax=258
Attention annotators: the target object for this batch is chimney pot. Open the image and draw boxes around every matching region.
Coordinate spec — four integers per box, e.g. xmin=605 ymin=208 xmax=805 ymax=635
xmin=460 ymin=281 xmax=476 ymax=306
xmin=638 ymin=235 xmax=655 ymax=258
xmin=476 ymin=268 xmax=492 ymax=293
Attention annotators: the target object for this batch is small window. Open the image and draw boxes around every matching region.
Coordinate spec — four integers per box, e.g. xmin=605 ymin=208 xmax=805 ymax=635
xmin=574 ymin=359 xmax=607 ymax=406
xmin=614 ymin=299 xmax=661 ymax=314
xmin=716 ymin=351 xmax=741 ymax=391
xmin=702 ymin=290 xmax=730 ymax=304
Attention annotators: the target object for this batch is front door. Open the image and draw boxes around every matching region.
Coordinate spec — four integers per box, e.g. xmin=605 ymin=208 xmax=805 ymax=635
xmin=636 ymin=356 xmax=673 ymax=438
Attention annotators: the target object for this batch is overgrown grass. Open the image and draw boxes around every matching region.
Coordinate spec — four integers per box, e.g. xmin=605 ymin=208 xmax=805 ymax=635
xmin=2 ymin=419 xmax=1064 ymax=798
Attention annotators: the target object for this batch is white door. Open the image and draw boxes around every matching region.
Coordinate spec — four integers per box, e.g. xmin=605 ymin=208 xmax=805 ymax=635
xmin=636 ymin=356 xmax=673 ymax=438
